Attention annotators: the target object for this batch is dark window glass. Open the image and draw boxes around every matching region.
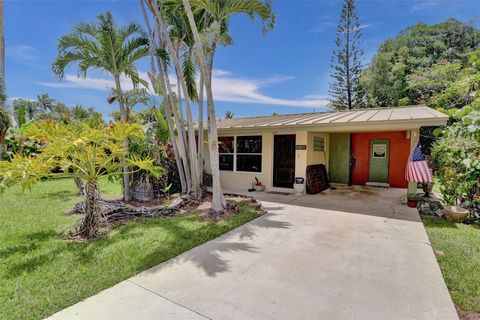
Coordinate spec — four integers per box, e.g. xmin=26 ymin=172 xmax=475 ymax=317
xmin=219 ymin=154 xmax=234 ymax=171
xmin=237 ymin=155 xmax=262 ymax=172
xmin=237 ymin=136 xmax=262 ymax=153
xmin=218 ymin=136 xmax=234 ymax=153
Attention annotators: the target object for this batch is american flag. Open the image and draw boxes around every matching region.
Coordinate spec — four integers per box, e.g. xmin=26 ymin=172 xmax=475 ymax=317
xmin=405 ymin=144 xmax=433 ymax=183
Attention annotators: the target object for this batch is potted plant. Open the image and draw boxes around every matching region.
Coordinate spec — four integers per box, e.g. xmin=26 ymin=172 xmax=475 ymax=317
xmin=407 ymin=193 xmax=418 ymax=208
xmin=253 ymin=177 xmax=265 ymax=192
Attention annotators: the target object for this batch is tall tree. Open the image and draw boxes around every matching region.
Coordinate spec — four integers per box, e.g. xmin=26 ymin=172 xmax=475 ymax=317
xmin=0 ymin=0 xmax=4 ymax=87
xmin=36 ymin=93 xmax=55 ymax=112
xmin=52 ymin=12 xmax=149 ymax=201
xmin=361 ymin=19 xmax=480 ymax=108
xmin=182 ymin=0 xmax=275 ymax=214
xmin=0 ymin=0 xmax=7 ymax=157
xmin=329 ymin=0 xmax=363 ymax=110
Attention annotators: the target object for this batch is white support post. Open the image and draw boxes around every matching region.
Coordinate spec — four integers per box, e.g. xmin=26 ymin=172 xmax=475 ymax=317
xmin=407 ymin=128 xmax=420 ymax=195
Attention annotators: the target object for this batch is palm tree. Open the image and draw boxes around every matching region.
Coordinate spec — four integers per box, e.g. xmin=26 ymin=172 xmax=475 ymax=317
xmin=36 ymin=93 xmax=55 ymax=112
xmin=225 ymin=111 xmax=234 ymax=119
xmin=181 ymin=0 xmax=275 ymax=214
xmin=52 ymin=11 xmax=149 ymax=201
xmin=0 ymin=0 xmax=5 ymax=87
xmin=188 ymin=0 xmax=275 ymax=71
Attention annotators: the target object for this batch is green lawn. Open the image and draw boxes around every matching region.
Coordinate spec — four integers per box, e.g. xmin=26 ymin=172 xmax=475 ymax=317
xmin=422 ymin=216 xmax=480 ymax=316
xmin=0 ymin=179 xmax=259 ymax=320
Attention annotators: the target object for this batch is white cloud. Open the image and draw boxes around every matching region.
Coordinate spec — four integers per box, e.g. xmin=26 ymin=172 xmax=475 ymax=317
xmin=6 ymin=45 xmax=39 ymax=61
xmin=411 ymin=0 xmax=441 ymax=11
xmin=39 ymin=70 xmax=329 ymax=108
xmin=308 ymin=22 xmax=337 ymax=33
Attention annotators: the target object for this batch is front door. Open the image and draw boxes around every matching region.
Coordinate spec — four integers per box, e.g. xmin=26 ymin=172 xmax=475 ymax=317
xmin=368 ymin=139 xmax=390 ymax=183
xmin=273 ymin=135 xmax=296 ymax=188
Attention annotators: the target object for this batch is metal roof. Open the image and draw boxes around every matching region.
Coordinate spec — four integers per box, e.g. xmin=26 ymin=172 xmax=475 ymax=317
xmin=213 ymin=106 xmax=449 ymax=130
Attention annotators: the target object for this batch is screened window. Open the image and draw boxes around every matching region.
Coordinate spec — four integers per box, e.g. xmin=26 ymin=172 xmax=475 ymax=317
xmin=314 ymin=136 xmax=325 ymax=152
xmin=218 ymin=135 xmax=262 ymax=173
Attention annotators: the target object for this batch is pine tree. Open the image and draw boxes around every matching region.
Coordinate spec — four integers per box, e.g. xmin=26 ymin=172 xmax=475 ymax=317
xmin=329 ymin=0 xmax=364 ymax=110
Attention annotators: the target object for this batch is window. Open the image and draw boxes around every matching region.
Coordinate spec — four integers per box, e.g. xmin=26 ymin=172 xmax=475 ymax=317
xmin=314 ymin=136 xmax=325 ymax=152
xmin=218 ymin=135 xmax=262 ymax=173
xmin=236 ymin=136 xmax=262 ymax=172
xmin=219 ymin=137 xmax=234 ymax=171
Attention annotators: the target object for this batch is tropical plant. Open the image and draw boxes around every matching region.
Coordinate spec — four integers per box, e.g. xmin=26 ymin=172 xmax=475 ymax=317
xmin=36 ymin=93 xmax=55 ymax=112
xmin=141 ymin=0 xmax=274 ymax=214
xmin=52 ymin=11 xmax=149 ymax=202
xmin=329 ymin=0 xmax=364 ymax=110
xmin=185 ymin=0 xmax=275 ymax=213
xmin=1 ymin=124 xmax=42 ymax=160
xmin=432 ymin=102 xmax=480 ymax=215
xmin=0 ymin=107 xmax=9 ymax=157
xmin=224 ymin=111 xmax=234 ymax=119
xmin=0 ymin=121 xmax=161 ymax=238
xmin=361 ymin=19 xmax=480 ymax=107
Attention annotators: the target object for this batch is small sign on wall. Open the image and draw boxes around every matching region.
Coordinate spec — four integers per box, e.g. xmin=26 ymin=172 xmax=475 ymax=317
xmin=372 ymin=144 xmax=387 ymax=158
xmin=296 ymin=145 xmax=307 ymax=150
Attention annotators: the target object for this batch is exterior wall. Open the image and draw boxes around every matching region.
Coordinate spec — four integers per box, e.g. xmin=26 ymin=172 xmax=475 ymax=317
xmin=203 ymin=128 xmax=309 ymax=191
xmin=351 ymin=131 xmax=411 ymax=188
xmin=202 ymin=125 xmax=420 ymax=192
xmin=203 ymin=132 xmax=273 ymax=190
xmin=328 ymin=133 xmax=350 ymax=184
xmin=306 ymin=132 xmax=329 ymax=170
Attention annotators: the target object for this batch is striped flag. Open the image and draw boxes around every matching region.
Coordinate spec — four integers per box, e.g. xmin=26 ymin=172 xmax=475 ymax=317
xmin=405 ymin=144 xmax=433 ymax=183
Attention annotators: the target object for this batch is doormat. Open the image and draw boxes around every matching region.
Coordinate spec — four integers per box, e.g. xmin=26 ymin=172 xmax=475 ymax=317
xmin=266 ymin=191 xmax=292 ymax=196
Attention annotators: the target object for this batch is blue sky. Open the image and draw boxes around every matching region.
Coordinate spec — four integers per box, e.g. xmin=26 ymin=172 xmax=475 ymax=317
xmin=5 ymin=0 xmax=480 ymax=119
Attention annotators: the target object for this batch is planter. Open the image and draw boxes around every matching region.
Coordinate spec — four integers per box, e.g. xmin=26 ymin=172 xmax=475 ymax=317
xmin=254 ymin=185 xmax=265 ymax=192
xmin=407 ymin=195 xmax=418 ymax=208
xmin=443 ymin=205 xmax=469 ymax=223
xmin=131 ymin=181 xmax=154 ymax=202
xmin=422 ymin=182 xmax=433 ymax=196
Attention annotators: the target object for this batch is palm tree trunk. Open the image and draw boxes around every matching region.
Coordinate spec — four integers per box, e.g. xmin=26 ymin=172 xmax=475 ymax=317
xmin=80 ymin=181 xmax=99 ymax=238
xmin=114 ymin=76 xmax=131 ymax=202
xmin=149 ymin=9 xmax=192 ymax=194
xmin=0 ymin=0 xmax=4 ymax=87
xmin=197 ymin=73 xmax=204 ymax=186
xmin=74 ymin=177 xmax=85 ymax=195
xmin=182 ymin=0 xmax=224 ymax=214
xmin=0 ymin=141 xmax=5 ymax=159
xmin=160 ymin=59 xmax=193 ymax=193
xmin=153 ymin=1 xmax=200 ymax=198
xmin=140 ymin=0 xmax=187 ymax=194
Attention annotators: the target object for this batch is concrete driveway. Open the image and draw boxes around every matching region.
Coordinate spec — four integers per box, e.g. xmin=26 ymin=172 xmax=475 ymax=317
xmin=49 ymin=187 xmax=458 ymax=320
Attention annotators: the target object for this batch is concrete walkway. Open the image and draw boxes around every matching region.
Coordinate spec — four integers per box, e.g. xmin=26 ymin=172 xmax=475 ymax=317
xmin=48 ymin=188 xmax=458 ymax=320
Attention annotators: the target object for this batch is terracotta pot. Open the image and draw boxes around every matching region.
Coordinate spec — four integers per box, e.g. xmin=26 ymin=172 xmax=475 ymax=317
xmin=443 ymin=205 xmax=469 ymax=223
xmin=407 ymin=196 xmax=418 ymax=208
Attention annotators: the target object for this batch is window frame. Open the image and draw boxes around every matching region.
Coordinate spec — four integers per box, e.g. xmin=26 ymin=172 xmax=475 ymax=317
xmin=218 ymin=135 xmax=263 ymax=173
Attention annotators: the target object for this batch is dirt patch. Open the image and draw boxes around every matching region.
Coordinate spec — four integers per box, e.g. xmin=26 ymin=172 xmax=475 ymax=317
xmin=457 ymin=305 xmax=480 ymax=320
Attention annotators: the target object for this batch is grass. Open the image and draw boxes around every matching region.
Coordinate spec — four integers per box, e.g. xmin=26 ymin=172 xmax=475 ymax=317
xmin=0 ymin=178 xmax=260 ymax=320
xmin=422 ymin=215 xmax=480 ymax=316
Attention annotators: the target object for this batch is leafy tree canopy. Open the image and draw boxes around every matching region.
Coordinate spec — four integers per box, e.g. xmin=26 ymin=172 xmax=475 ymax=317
xmin=361 ymin=19 xmax=480 ymax=108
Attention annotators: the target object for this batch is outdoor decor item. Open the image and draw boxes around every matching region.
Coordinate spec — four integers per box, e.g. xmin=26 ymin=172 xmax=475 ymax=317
xmin=405 ymin=143 xmax=433 ymax=184
xmin=407 ymin=193 xmax=418 ymax=208
xmin=443 ymin=205 xmax=469 ymax=222
xmin=254 ymin=177 xmax=265 ymax=192
xmin=306 ymin=164 xmax=330 ymax=194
